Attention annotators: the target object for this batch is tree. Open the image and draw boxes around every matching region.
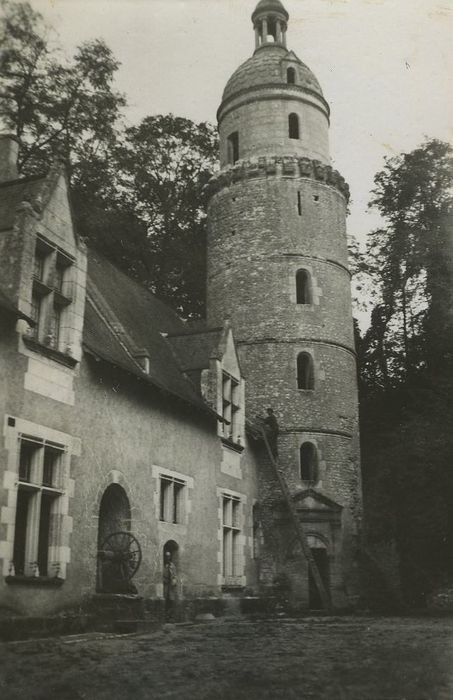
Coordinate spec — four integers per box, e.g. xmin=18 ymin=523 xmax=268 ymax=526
xmin=1 ymin=2 xmax=217 ymax=318
xmin=105 ymin=115 xmax=218 ymax=317
xmin=0 ymin=0 xmax=125 ymax=187
xmin=361 ymin=139 xmax=453 ymax=387
xmin=358 ymin=140 xmax=453 ymax=605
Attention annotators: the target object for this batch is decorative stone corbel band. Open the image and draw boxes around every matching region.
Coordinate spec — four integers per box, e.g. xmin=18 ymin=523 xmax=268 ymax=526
xmin=205 ymin=156 xmax=350 ymax=203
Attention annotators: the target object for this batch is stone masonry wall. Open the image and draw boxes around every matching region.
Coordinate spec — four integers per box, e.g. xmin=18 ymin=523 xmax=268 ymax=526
xmin=219 ymin=92 xmax=330 ymax=166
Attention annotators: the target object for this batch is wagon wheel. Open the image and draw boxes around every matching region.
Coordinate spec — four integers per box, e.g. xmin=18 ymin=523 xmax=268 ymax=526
xmin=99 ymin=531 xmax=142 ymax=582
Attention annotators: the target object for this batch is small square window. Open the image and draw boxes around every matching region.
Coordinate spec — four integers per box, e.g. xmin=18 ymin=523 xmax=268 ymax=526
xmin=160 ymin=476 xmax=185 ymax=524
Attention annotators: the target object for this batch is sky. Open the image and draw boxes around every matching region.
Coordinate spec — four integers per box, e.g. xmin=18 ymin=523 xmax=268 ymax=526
xmin=24 ymin=0 xmax=453 ymax=247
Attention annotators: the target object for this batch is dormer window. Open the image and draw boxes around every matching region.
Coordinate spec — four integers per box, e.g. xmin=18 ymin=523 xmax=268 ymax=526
xmin=222 ymin=371 xmax=241 ymax=442
xmin=33 ymin=250 xmax=45 ymax=281
xmin=287 ymin=67 xmax=296 ymax=84
xmin=227 ymin=132 xmax=239 ymax=165
xmin=29 ymin=235 xmax=74 ymax=354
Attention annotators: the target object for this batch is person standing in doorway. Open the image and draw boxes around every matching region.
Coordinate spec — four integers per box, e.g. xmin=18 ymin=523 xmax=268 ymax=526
xmin=163 ymin=551 xmax=178 ymax=621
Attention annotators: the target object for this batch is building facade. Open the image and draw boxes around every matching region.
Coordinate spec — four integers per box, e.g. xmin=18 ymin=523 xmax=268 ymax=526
xmin=0 ymin=0 xmax=362 ymax=618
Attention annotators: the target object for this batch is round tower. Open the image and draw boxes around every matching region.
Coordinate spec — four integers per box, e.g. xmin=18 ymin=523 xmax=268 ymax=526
xmin=207 ymin=0 xmax=362 ymax=608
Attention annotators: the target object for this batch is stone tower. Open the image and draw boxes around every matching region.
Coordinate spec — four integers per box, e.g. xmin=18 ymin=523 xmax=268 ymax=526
xmin=206 ymin=0 xmax=362 ymax=608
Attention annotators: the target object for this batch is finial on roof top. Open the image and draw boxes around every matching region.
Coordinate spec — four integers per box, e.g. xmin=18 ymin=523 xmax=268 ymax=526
xmin=251 ymin=0 xmax=289 ymax=50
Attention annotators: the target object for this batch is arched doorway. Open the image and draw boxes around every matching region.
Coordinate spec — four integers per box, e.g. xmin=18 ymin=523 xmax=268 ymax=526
xmin=308 ymin=536 xmax=330 ymax=610
xmin=163 ymin=539 xmax=179 ymax=569
xmin=97 ymin=483 xmax=131 ymax=592
xmin=163 ymin=540 xmax=179 ymax=620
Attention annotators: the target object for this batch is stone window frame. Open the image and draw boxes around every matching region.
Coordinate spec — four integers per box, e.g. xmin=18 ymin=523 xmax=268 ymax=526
xmin=288 ymin=112 xmax=300 ymax=139
xmin=1 ymin=416 xmax=77 ymax=581
xmin=227 ymin=131 xmax=239 ymax=165
xmin=217 ymin=487 xmax=247 ymax=588
xmin=287 ymin=66 xmax=296 ymax=84
xmin=220 ymin=370 xmax=242 ymax=445
xmin=27 ymin=234 xmax=75 ymax=355
xmin=299 ymin=441 xmax=319 ymax=485
xmin=296 ymin=435 xmax=326 ymax=488
xmin=152 ymin=465 xmax=194 ymax=533
xmin=288 ymin=263 xmax=322 ymax=307
xmin=296 ymin=351 xmax=315 ymax=390
xmin=159 ymin=475 xmax=185 ymax=525
xmin=295 ymin=268 xmax=313 ymax=305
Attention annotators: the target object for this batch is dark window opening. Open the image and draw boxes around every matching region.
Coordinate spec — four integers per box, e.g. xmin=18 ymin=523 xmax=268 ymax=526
xmin=12 ymin=489 xmax=30 ymax=575
xmin=287 ymin=67 xmax=296 ymax=84
xmin=296 ymin=269 xmax=312 ymax=304
xmin=37 ymin=494 xmax=52 ymax=576
xmin=289 ymin=113 xmax=299 ymax=139
xmin=227 ymin=132 xmax=239 ymax=164
xmin=297 ymin=191 xmax=302 ymax=216
xmin=33 ymin=251 xmax=45 ymax=281
xmin=313 ymin=195 xmax=319 ymax=202
xmin=300 ymin=442 xmax=319 ymax=483
xmin=19 ymin=441 xmax=36 ymax=482
xmin=49 ymin=304 xmax=61 ymax=349
xmin=54 ymin=263 xmax=65 ymax=293
xmin=42 ymin=447 xmax=60 ymax=487
xmin=30 ymin=294 xmax=41 ymax=339
xmin=297 ymin=352 xmax=314 ymax=389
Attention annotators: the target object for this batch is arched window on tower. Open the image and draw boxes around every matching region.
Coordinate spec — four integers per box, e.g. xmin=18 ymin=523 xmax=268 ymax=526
xmin=288 ymin=113 xmax=299 ymax=139
xmin=296 ymin=269 xmax=312 ymax=304
xmin=227 ymin=131 xmax=239 ymax=164
xmin=287 ymin=67 xmax=296 ymax=84
xmin=300 ymin=442 xmax=319 ymax=484
xmin=297 ymin=352 xmax=314 ymax=390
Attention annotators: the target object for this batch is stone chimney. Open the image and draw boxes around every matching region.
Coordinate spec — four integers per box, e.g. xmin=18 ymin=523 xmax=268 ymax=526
xmin=0 ymin=134 xmax=19 ymax=183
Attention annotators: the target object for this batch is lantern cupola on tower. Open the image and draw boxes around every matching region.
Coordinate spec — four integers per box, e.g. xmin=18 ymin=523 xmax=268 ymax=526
xmin=252 ymin=0 xmax=289 ymax=49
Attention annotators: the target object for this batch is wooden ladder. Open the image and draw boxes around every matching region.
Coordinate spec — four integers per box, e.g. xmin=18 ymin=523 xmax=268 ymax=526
xmin=260 ymin=426 xmax=332 ymax=613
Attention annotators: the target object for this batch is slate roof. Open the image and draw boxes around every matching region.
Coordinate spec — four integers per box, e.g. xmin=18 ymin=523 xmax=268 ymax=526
xmin=83 ymin=252 xmax=213 ymax=414
xmin=166 ymin=328 xmax=223 ymax=372
xmin=0 ymin=174 xmax=46 ymax=231
xmin=0 ymin=285 xmax=35 ymax=324
xmin=222 ymin=44 xmax=322 ymax=103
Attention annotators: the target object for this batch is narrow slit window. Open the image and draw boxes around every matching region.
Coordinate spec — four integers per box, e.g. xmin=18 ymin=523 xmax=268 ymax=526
xmin=287 ymin=67 xmax=296 ymax=84
xmin=300 ymin=442 xmax=319 ymax=484
xmin=297 ymin=352 xmax=314 ymax=390
xmin=288 ymin=113 xmax=299 ymax=139
xmin=297 ymin=191 xmax=302 ymax=216
xmin=227 ymin=132 xmax=239 ymax=164
xmin=296 ymin=269 xmax=312 ymax=304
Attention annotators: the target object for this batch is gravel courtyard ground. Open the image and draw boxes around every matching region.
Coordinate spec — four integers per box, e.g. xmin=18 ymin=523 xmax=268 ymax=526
xmin=1 ymin=616 xmax=453 ymax=699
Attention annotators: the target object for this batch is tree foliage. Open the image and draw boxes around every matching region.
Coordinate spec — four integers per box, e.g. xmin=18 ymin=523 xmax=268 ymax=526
xmin=359 ymin=140 xmax=453 ymax=390
xmin=0 ymin=1 xmax=218 ymax=318
xmin=358 ymin=140 xmax=453 ymax=605
xmin=77 ymin=115 xmax=218 ymax=317
xmin=0 ymin=0 xmax=125 ymax=184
